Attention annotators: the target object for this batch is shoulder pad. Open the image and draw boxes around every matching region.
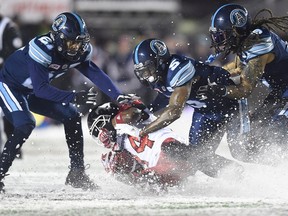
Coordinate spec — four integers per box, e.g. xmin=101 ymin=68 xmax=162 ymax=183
xmin=241 ymin=27 xmax=274 ymax=62
xmin=84 ymin=43 xmax=93 ymax=61
xmin=28 ymin=35 xmax=53 ymax=67
xmin=251 ymin=27 xmax=271 ymax=38
xmin=168 ymin=55 xmax=195 ymax=88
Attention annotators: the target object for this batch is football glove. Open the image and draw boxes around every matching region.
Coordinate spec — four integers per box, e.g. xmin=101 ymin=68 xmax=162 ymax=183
xmin=74 ymin=87 xmax=97 ymax=105
xmin=117 ymin=94 xmax=147 ymax=111
xmin=197 ymin=79 xmax=227 ymax=100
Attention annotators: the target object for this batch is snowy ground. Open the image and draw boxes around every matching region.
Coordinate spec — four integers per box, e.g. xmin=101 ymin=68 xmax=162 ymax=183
xmin=2 ymin=107 xmax=288 ymax=216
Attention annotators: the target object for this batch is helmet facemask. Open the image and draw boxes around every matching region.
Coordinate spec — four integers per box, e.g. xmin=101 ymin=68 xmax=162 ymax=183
xmin=134 ymin=60 xmax=159 ymax=84
xmin=53 ymin=31 xmax=90 ymax=62
xmin=87 ymin=102 xmax=119 ymax=146
xmin=133 ymin=39 xmax=170 ymax=86
xmin=209 ymin=27 xmax=238 ymax=55
xmin=64 ymin=34 xmax=90 ymax=58
xmin=89 ymin=114 xmax=116 ymax=146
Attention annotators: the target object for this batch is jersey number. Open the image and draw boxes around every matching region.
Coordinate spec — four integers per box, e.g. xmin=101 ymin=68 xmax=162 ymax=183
xmin=169 ymin=59 xmax=180 ymax=71
xmin=128 ymin=135 xmax=154 ymax=153
xmin=38 ymin=36 xmax=52 ymax=45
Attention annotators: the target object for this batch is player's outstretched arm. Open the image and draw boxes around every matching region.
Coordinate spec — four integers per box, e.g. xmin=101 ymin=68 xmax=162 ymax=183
xmin=139 ymin=80 xmax=192 ymax=137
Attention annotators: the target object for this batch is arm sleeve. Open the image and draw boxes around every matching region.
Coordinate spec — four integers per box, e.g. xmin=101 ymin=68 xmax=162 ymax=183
xmin=28 ymin=60 xmax=75 ymax=103
xmin=77 ymin=61 xmax=122 ymax=100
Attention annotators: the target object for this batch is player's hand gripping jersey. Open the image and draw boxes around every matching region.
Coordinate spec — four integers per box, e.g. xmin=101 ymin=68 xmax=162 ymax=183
xmin=88 ymin=102 xmax=194 ymax=190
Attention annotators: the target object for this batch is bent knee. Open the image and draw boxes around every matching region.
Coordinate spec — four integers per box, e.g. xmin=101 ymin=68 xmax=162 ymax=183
xmin=15 ymin=123 xmax=35 ymax=137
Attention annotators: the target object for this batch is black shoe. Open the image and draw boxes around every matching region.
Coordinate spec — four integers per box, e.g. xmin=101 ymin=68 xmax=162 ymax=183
xmin=65 ymin=167 xmax=99 ymax=191
xmin=0 ymin=181 xmax=5 ymax=193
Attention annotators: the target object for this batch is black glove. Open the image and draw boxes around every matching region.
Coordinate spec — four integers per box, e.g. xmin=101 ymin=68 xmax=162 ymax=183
xmin=74 ymin=88 xmax=97 ymax=105
xmin=197 ymin=84 xmax=227 ymax=100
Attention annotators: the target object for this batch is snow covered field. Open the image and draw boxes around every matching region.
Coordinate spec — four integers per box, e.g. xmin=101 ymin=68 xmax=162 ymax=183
xmin=2 ymin=107 xmax=288 ymax=216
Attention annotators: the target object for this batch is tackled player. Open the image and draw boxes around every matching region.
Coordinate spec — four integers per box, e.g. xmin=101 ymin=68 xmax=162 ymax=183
xmin=87 ymin=102 xmax=244 ymax=193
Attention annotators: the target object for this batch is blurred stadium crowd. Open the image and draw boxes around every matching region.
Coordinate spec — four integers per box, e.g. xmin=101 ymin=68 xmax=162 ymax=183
xmin=0 ymin=0 xmax=287 ymax=124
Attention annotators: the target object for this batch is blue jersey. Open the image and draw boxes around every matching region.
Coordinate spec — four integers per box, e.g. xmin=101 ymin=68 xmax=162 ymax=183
xmin=0 ymin=33 xmax=121 ymax=103
xmin=150 ymin=54 xmax=238 ymax=114
xmin=240 ymin=27 xmax=288 ymax=91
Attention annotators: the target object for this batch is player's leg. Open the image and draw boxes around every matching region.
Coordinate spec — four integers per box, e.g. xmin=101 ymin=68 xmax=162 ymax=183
xmin=188 ymin=110 xmax=244 ymax=177
xmin=28 ymin=96 xmax=98 ymax=190
xmin=156 ymin=139 xmax=197 ymax=185
xmin=188 ymin=111 xmax=224 ymax=147
xmin=0 ymin=112 xmax=35 ymax=175
xmin=2 ymin=116 xmax=22 ymax=159
xmin=0 ymin=85 xmax=35 ymax=192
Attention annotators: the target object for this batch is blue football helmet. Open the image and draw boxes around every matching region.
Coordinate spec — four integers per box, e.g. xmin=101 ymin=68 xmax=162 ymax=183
xmin=51 ymin=12 xmax=90 ymax=62
xmin=209 ymin=4 xmax=251 ymax=54
xmin=132 ymin=39 xmax=170 ymax=85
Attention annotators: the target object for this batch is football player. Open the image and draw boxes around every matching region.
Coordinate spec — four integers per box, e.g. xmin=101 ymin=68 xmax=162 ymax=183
xmin=87 ymin=102 xmax=243 ymax=192
xmin=197 ymin=4 xmax=288 ymax=162
xmin=0 ymin=12 xmax=132 ymax=192
xmin=0 ymin=15 xmax=23 ymax=157
xmin=131 ymin=38 xmax=239 ymax=162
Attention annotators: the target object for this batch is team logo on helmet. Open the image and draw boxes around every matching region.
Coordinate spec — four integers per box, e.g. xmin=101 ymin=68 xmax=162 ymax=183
xmin=150 ymin=40 xmax=168 ymax=56
xmin=52 ymin=14 xmax=67 ymax=31
xmin=230 ymin=9 xmax=247 ymax=27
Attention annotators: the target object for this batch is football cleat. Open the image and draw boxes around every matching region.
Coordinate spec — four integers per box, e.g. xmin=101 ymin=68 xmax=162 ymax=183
xmin=65 ymin=167 xmax=99 ymax=191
